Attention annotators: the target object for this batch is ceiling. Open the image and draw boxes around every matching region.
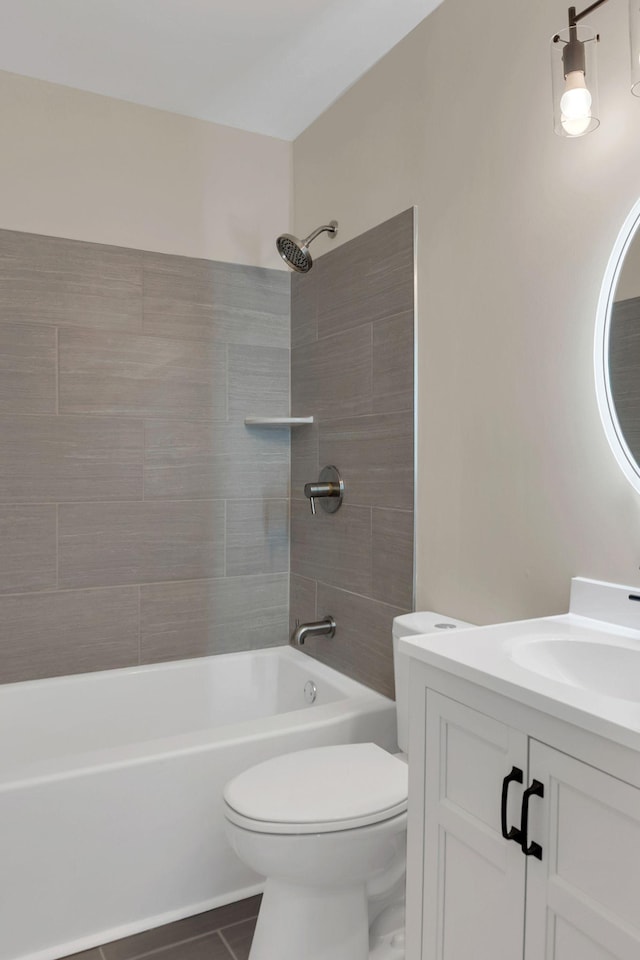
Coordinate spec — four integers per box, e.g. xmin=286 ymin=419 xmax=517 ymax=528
xmin=0 ymin=0 xmax=444 ymax=141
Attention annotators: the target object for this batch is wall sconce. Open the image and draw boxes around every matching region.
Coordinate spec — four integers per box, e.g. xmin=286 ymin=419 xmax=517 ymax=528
xmin=552 ymin=0 xmax=640 ymax=137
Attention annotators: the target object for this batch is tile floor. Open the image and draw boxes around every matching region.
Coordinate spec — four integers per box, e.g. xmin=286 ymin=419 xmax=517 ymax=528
xmin=61 ymin=895 xmax=261 ymax=960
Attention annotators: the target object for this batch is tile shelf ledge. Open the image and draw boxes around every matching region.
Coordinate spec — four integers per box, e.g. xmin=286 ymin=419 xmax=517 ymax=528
xmin=244 ymin=417 xmax=314 ymax=426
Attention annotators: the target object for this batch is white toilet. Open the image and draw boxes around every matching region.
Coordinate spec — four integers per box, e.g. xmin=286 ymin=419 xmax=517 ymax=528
xmin=223 ymin=611 xmax=471 ymax=960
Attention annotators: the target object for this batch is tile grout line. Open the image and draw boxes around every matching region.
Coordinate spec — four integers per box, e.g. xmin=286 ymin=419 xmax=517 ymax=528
xmin=20 ymin=325 xmax=290 ymax=349
xmin=225 ymin=343 xmax=229 ymax=422
xmin=142 ymin=420 xmax=146 ymax=502
xmin=369 ymin=322 xmax=374 ymax=408
xmin=0 ymin=497 xmax=292 ymax=507
xmin=313 ymin=577 xmax=411 ymax=613
xmin=369 ymin=505 xmax=374 ymax=598
xmin=223 ymin=499 xmax=227 ymax=578
xmin=217 ymin=914 xmax=260 ymax=933
xmin=101 ymin=913 xmax=260 ymax=960
xmin=55 ymin=326 xmax=60 ymax=415
xmin=137 ymin=584 xmax=141 ymax=665
xmin=55 ymin=503 xmax=59 ymax=589
xmin=217 ymin=929 xmax=240 ymax=960
xmin=139 ymin=258 xmax=145 ymax=337
xmin=106 ymin=930 xmax=222 ymax=960
xmin=0 ymin=410 xmax=411 ymax=423
xmin=0 ymin=413 xmax=253 ymax=422
xmin=296 ymin=307 xmax=414 ymax=348
xmin=0 ymin=570 xmax=290 ymax=600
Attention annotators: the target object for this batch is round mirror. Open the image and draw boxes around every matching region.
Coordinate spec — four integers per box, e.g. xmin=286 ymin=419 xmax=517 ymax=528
xmin=596 ymin=198 xmax=640 ymax=494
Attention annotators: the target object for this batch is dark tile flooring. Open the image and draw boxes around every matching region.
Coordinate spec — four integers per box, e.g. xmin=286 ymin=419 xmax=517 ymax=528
xmin=62 ymin=895 xmax=261 ymax=960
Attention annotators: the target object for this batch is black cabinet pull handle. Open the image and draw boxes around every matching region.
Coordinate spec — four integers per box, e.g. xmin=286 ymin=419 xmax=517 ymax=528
xmin=520 ymin=779 xmax=544 ymax=860
xmin=500 ymin=766 xmax=523 ymax=842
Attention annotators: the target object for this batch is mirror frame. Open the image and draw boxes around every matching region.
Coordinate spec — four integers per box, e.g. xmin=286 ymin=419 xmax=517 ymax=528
xmin=595 ymin=196 xmax=640 ymax=495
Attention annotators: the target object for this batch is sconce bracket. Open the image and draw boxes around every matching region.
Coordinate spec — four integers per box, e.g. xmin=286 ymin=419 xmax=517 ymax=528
xmin=568 ymin=0 xmax=610 ymax=28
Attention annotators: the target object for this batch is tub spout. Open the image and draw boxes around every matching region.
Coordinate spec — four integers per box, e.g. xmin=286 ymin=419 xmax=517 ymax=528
xmin=291 ymin=616 xmax=337 ymax=646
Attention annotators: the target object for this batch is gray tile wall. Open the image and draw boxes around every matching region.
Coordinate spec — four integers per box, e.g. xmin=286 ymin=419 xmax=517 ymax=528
xmin=0 ymin=230 xmax=290 ymax=684
xmin=289 ymin=209 xmax=415 ymax=698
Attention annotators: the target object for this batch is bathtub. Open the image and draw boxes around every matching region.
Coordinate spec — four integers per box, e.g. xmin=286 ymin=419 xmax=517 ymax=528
xmin=0 ymin=645 xmax=397 ymax=960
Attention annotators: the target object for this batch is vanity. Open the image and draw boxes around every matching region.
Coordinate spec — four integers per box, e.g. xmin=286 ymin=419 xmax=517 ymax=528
xmin=401 ymin=578 xmax=640 ymax=960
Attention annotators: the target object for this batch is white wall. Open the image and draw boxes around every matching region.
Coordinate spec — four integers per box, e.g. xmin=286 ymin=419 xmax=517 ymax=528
xmin=0 ymin=70 xmax=291 ymax=267
xmin=294 ymin=0 xmax=640 ymax=623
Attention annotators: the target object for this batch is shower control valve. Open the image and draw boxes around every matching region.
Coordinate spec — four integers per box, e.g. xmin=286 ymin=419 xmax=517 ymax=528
xmin=304 ymin=466 xmax=344 ymax=515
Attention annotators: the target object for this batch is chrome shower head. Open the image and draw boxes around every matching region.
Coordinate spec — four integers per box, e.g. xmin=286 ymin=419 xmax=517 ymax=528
xmin=276 ymin=235 xmax=311 ymax=273
xmin=276 ymin=220 xmax=338 ymax=273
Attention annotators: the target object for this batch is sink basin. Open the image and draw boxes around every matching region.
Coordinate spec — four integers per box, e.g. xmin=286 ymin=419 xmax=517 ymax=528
xmin=510 ymin=638 xmax=640 ymax=702
xmin=399 ymin=579 xmax=640 ymax=750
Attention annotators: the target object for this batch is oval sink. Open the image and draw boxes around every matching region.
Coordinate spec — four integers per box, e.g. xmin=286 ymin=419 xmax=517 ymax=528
xmin=510 ymin=638 xmax=640 ymax=701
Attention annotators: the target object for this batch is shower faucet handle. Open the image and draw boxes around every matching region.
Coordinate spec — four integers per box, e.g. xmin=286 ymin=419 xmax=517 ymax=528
xmin=304 ymin=481 xmax=339 ymax=514
xmin=303 ymin=466 xmax=344 ymax=515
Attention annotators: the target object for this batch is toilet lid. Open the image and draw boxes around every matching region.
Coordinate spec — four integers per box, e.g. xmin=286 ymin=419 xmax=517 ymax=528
xmin=223 ymin=743 xmax=408 ymax=834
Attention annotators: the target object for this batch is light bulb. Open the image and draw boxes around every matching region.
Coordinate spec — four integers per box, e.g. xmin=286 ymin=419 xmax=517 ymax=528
xmin=560 ymin=112 xmax=592 ymax=136
xmin=560 ymin=70 xmax=592 ymax=119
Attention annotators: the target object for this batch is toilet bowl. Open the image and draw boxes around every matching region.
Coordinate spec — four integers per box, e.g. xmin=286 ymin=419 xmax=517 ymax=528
xmin=224 ymin=743 xmax=407 ymax=960
xmin=223 ymin=611 xmax=472 ymax=960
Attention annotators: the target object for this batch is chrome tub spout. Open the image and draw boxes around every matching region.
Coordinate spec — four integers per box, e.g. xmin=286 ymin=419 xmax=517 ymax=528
xmin=291 ymin=616 xmax=337 ymax=646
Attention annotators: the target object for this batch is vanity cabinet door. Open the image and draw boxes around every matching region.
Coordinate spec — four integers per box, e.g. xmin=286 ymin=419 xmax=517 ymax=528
xmin=421 ymin=692 xmax=528 ymax=960
xmin=524 ymin=740 xmax=640 ymax=960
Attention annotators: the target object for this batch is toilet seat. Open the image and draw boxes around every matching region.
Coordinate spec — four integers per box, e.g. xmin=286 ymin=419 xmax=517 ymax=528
xmin=223 ymin=742 xmax=408 ymax=835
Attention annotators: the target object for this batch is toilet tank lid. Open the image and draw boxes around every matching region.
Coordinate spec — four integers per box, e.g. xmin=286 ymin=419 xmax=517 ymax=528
xmin=392 ymin=611 xmax=472 ymax=639
xmin=223 ymin=743 xmax=407 ymax=827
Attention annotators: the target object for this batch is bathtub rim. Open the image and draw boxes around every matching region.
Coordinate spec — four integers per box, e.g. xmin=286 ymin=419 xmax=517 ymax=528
xmin=0 ymin=643 xmax=374 ymax=698
xmin=0 ymin=646 xmax=396 ymax=790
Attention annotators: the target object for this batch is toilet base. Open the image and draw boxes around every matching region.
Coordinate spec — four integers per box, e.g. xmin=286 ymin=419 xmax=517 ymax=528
xmin=248 ymin=877 xmax=370 ymax=960
xmin=369 ymin=903 xmax=405 ymax=960
xmin=247 ymin=885 xmax=406 ymax=960
xmin=369 ymin=928 xmax=405 ymax=960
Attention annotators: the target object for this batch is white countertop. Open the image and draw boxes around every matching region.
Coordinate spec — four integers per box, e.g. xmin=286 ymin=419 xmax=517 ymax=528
xmin=400 ymin=612 xmax=640 ymax=753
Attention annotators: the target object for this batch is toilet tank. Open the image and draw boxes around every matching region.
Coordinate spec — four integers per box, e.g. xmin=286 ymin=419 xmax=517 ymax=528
xmin=393 ymin=611 xmax=473 ymax=754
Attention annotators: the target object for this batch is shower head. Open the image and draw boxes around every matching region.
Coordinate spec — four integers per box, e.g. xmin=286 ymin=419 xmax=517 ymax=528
xmin=276 ymin=220 xmax=338 ymax=273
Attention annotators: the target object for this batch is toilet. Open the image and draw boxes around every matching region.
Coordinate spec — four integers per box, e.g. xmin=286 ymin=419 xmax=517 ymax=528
xmin=223 ymin=611 xmax=471 ymax=960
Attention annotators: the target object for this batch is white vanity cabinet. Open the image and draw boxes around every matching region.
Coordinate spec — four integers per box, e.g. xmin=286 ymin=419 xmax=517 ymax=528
xmin=406 ymin=678 xmax=640 ymax=960
xmin=420 ymin=692 xmax=527 ymax=960
xmin=525 ymin=739 xmax=640 ymax=960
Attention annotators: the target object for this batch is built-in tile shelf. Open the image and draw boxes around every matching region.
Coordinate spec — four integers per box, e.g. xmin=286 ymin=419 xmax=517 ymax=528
xmin=244 ymin=417 xmax=314 ymax=427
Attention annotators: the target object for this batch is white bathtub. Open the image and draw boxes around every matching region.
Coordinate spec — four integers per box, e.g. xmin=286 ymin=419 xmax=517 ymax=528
xmin=0 ymin=645 xmax=397 ymax=960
